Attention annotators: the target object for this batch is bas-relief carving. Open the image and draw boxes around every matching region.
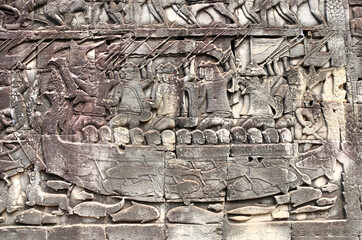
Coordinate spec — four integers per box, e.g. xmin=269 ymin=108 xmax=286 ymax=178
xmin=0 ymin=0 xmax=360 ymax=239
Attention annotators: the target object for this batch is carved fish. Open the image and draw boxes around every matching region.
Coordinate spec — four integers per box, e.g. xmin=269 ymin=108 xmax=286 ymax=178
xmin=74 ymin=191 xmax=94 ymax=201
xmin=121 ymin=181 xmax=162 ymax=196
xmin=291 ymin=204 xmax=334 ymax=214
xmin=106 ymin=163 xmax=158 ymax=179
xmin=290 ymin=187 xmax=322 ymax=207
xmin=271 ymin=210 xmax=289 ymax=219
xmin=321 ymin=183 xmax=338 ymax=193
xmin=249 ymin=166 xmax=290 ymax=193
xmin=296 ymin=156 xmax=334 ymax=180
xmin=166 ymin=180 xmax=200 ymax=194
xmin=208 ymin=203 xmax=223 ymax=212
xmin=73 ymin=199 xmax=125 ymax=218
xmin=227 ymin=164 xmax=247 ymax=180
xmin=111 ymin=201 xmax=160 ymax=223
xmin=166 ymin=204 xmax=223 ymax=225
xmin=228 ymin=215 xmax=252 ymax=222
xmin=232 ymin=178 xmax=252 ymax=192
xmin=15 ymin=209 xmax=57 ymax=225
xmin=227 ymin=205 xmax=276 ymax=215
xmin=316 ymin=196 xmax=337 ymax=206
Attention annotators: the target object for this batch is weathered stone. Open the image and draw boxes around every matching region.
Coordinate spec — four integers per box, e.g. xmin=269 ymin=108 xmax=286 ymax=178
xmin=274 ymin=193 xmax=291 ymax=205
xmin=161 ymin=130 xmax=176 ymax=146
xmin=167 ymin=224 xmax=222 ymax=240
xmin=203 ymin=129 xmax=218 ymax=145
xmin=0 ymin=228 xmax=47 ymax=240
xmin=106 ymin=225 xmax=165 ymax=240
xmin=230 ymin=127 xmax=247 ymax=143
xmin=216 ymin=129 xmax=231 ymax=144
xmin=191 ymin=130 xmax=205 ymax=145
xmin=176 ymin=129 xmax=192 ymax=145
xmin=224 ymin=222 xmax=291 ymax=240
xmin=73 ymin=199 xmax=124 ymax=218
xmin=83 ymin=125 xmax=99 ymax=143
xmin=262 ymin=128 xmax=279 ymax=143
xmin=247 ymin=128 xmax=263 ymax=144
xmin=129 ymin=128 xmax=145 ymax=145
xmin=98 ymin=126 xmax=112 ymax=143
xmin=145 ymin=130 xmax=162 ymax=146
xmin=0 ymin=0 xmax=360 ymax=237
xmin=48 ymin=226 xmax=105 ymax=240
xmin=114 ymin=127 xmax=130 ymax=145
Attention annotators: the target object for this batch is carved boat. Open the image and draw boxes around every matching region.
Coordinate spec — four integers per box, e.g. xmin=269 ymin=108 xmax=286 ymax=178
xmin=43 ymin=135 xmax=125 ymax=195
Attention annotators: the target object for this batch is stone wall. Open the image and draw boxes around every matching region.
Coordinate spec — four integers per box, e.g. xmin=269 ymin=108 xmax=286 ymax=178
xmin=0 ymin=0 xmax=360 ymax=239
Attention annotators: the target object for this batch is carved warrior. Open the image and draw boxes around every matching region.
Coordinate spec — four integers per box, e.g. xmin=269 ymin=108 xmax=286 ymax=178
xmin=0 ymin=0 xmax=358 ymax=237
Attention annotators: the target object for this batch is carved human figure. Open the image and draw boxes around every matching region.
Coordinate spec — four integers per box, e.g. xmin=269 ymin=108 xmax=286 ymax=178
xmin=152 ymin=63 xmax=184 ymax=131
xmin=47 ymin=58 xmax=114 ymax=134
xmin=252 ymin=0 xmax=327 ymax=27
xmin=108 ymin=62 xmax=153 ymax=129
xmin=229 ymin=64 xmax=287 ymax=119
xmin=2 ymin=0 xmax=46 ymax=29
xmin=1 ymin=71 xmax=32 ymax=148
xmin=104 ymin=0 xmax=125 ymax=27
xmin=252 ymin=0 xmax=298 ymax=26
xmin=44 ymin=0 xmax=89 ymax=28
xmin=197 ymin=61 xmax=232 ymax=118
xmin=295 ymin=91 xmax=327 ymax=143
xmin=42 ymin=67 xmax=73 ymax=134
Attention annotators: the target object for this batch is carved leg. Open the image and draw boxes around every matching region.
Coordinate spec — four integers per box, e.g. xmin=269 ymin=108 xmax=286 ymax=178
xmin=308 ymin=0 xmax=327 ymax=25
xmin=259 ymin=8 xmax=268 ymax=26
xmin=147 ymin=0 xmax=165 ymax=24
xmin=243 ymin=2 xmax=261 ymax=24
xmin=277 ymin=2 xmax=298 ymax=24
xmin=0 ymin=11 xmax=6 ymax=31
xmin=213 ymin=3 xmax=236 ymax=24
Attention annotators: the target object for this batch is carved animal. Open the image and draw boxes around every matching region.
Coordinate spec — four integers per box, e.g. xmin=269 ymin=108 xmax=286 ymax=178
xmin=227 ymin=205 xmax=276 ymax=215
xmin=166 ymin=204 xmax=223 ymax=225
xmin=15 ymin=209 xmax=57 ymax=225
xmin=291 ymin=204 xmax=335 ymax=214
xmin=289 ymin=187 xmax=322 ymax=207
xmin=111 ymin=201 xmax=160 ymax=223
xmin=228 ymin=215 xmax=252 ymax=222
xmin=73 ymin=199 xmax=125 ymax=218
xmin=166 ymin=180 xmax=200 ymax=194
xmin=121 ymin=181 xmax=162 ymax=197
xmin=25 ymin=183 xmax=72 ymax=214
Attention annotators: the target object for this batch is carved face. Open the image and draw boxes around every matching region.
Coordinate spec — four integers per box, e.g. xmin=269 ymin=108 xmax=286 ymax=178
xmin=162 ymin=73 xmax=173 ymax=83
xmin=198 ymin=67 xmax=205 ymax=79
xmin=124 ymin=70 xmax=134 ymax=80
xmin=204 ymin=67 xmax=214 ymax=81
